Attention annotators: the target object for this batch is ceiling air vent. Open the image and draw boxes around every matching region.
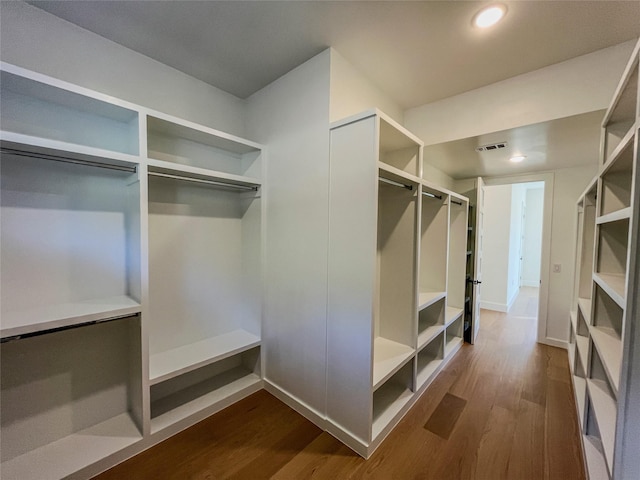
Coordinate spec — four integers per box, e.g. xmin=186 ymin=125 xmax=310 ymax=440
xmin=476 ymin=141 xmax=508 ymax=152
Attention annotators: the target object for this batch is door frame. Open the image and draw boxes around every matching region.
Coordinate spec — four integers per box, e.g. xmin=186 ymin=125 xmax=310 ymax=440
xmin=483 ymin=172 xmax=554 ymax=346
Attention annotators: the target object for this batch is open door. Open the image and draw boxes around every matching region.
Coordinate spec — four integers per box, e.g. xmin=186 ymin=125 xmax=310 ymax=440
xmin=462 ymin=177 xmax=484 ymax=344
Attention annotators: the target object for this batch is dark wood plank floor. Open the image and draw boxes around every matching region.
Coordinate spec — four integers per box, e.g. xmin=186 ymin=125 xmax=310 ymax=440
xmin=94 ymin=288 xmax=585 ymax=479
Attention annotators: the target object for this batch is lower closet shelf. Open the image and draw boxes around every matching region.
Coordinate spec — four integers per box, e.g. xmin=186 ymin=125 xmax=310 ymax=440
xmin=149 ymin=329 xmax=260 ymax=384
xmin=372 ymin=337 xmax=414 ymax=390
xmin=372 ymin=381 xmax=413 ymax=440
xmin=590 ymin=327 xmax=622 ymax=393
xmin=583 ymin=435 xmax=609 ymax=480
xmin=1 ymin=413 xmax=141 ymax=480
xmin=586 ymin=379 xmax=616 ymax=472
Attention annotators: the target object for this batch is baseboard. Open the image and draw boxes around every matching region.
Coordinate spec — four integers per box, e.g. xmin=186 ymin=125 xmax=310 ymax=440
xmin=539 ymin=337 xmax=568 ymax=349
xmin=521 ymin=280 xmax=540 ymax=287
xmin=507 ymin=288 xmax=519 ymax=311
xmin=480 ymin=300 xmax=508 ymax=312
xmin=263 ymin=378 xmax=328 ymax=430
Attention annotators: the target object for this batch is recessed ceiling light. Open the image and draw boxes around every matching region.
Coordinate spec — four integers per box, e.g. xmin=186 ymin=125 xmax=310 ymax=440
xmin=510 ymin=155 xmax=526 ymax=163
xmin=473 ymin=4 xmax=507 ymax=28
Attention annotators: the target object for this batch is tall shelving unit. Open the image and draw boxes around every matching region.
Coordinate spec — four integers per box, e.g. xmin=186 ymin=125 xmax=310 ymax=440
xmin=569 ymin=39 xmax=639 ymax=480
xmin=0 ymin=62 xmax=265 ymax=480
xmin=328 ymin=109 xmax=468 ymax=457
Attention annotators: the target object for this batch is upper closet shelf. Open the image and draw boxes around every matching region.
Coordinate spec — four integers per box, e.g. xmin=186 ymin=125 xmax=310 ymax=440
xmin=593 ymin=272 xmax=626 ymax=308
xmin=149 ymin=329 xmax=260 ymax=385
xmin=597 ymin=207 xmax=632 ymax=225
xmin=378 ymin=162 xmax=421 ymax=186
xmin=0 ymin=295 xmax=141 ymax=340
xmin=418 ymin=291 xmax=446 ymax=311
xmin=147 ymin=159 xmax=261 ymax=191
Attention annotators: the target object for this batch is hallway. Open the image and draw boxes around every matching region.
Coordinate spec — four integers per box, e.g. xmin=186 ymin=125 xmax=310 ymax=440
xmin=95 ymin=289 xmax=584 ymax=479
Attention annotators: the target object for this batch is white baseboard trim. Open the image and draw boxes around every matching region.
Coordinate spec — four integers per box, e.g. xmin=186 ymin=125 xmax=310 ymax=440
xmin=522 ymin=280 xmax=540 ymax=287
xmin=480 ymin=300 xmax=508 ymax=312
xmin=263 ymin=378 xmax=327 ymax=430
xmin=507 ymin=288 xmax=519 ymax=311
xmin=539 ymin=337 xmax=568 ymax=349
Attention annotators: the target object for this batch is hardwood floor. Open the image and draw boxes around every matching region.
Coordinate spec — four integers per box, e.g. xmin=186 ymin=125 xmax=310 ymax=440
xmin=94 ymin=289 xmax=584 ymax=479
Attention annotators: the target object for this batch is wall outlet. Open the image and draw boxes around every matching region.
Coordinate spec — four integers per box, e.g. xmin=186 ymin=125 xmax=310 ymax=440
xmin=553 ymin=264 xmax=561 ymax=273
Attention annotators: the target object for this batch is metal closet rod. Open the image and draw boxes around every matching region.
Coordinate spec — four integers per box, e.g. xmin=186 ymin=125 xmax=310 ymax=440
xmin=422 ymin=191 xmax=443 ymax=200
xmin=0 ymin=147 xmax=136 ymax=173
xmin=379 ymin=176 xmax=413 ymax=190
xmin=149 ymin=171 xmax=259 ymax=191
xmin=451 ymin=199 xmax=463 ymax=206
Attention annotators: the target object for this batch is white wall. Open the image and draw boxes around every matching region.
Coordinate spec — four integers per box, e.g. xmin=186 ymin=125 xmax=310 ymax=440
xmin=522 ymin=187 xmax=544 ymax=286
xmin=404 ymin=40 xmax=637 ymax=146
xmin=481 ymin=184 xmax=512 ymax=311
xmin=246 ymin=50 xmax=331 ymax=419
xmin=0 ymin=1 xmax=246 ymax=137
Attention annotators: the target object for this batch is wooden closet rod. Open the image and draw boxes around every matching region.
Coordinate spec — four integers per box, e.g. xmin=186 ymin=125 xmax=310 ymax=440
xmin=379 ymin=176 xmax=413 ymax=190
xmin=422 ymin=191 xmax=443 ymax=200
xmin=148 ymin=171 xmax=259 ymax=191
xmin=0 ymin=147 xmax=136 ymax=173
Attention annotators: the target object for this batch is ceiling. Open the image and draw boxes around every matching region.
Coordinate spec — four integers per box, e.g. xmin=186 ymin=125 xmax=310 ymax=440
xmin=24 ymin=1 xmax=640 ymax=179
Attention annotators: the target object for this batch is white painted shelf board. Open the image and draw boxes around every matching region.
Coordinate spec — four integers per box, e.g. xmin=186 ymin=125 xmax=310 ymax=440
xmin=570 ymin=310 xmax=578 ymax=331
xmin=147 ymin=158 xmax=261 ymax=188
xmin=578 ymin=298 xmax=592 ymax=321
xmin=583 ymin=435 xmax=610 ymax=480
xmin=444 ymin=307 xmax=463 ymax=327
xmin=378 ymin=162 xmax=421 ymax=185
xmin=602 ymin=121 xmax=637 ymax=166
xmin=593 ymin=273 xmax=626 ymax=308
xmin=417 ymin=325 xmax=444 ymax=351
xmin=0 ymin=133 xmax=140 ymax=168
xmin=149 ymin=329 xmax=260 ymax=385
xmin=1 ymin=295 xmax=141 ymax=339
xmin=575 ymin=336 xmax=589 ymax=373
xmin=596 ymin=207 xmax=632 ymax=225
xmin=1 ymin=413 xmax=141 ymax=480
xmin=590 ymin=326 xmax=622 ymax=394
xmin=150 ymin=368 xmax=261 ymax=434
xmin=146 ymin=113 xmax=261 ymax=155
xmin=573 ymin=376 xmax=587 ymax=427
xmin=418 ymin=291 xmax=446 ymax=311
xmin=587 ymin=379 xmax=617 ymax=472
xmin=417 ymin=358 xmax=443 ymax=388
xmin=445 ymin=336 xmax=464 ymax=357
xmin=372 ymin=383 xmax=413 ymax=440
xmin=372 ymin=337 xmax=415 ymax=391
xmin=568 ymin=342 xmax=576 ymax=374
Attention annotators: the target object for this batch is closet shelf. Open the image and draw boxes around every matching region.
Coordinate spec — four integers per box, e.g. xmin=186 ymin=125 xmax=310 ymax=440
xmin=602 ymin=122 xmax=637 ymax=167
xmin=1 ymin=295 xmax=141 ymax=340
xmin=417 ymin=358 xmax=443 ymax=388
xmin=378 ymin=162 xmax=421 ymax=186
xmin=444 ymin=307 xmax=463 ymax=326
xmin=576 ymin=336 xmax=590 ymax=375
xmin=0 ymin=134 xmax=140 ymax=170
xmin=596 ymin=207 xmax=632 ymax=225
xmin=372 ymin=381 xmax=413 ymax=441
xmin=418 ymin=291 xmax=446 ymax=311
xmin=417 ymin=325 xmax=444 ymax=351
xmin=0 ymin=412 xmax=141 ymax=480
xmin=586 ymin=379 xmax=617 ymax=472
xmin=593 ymin=273 xmax=626 ymax=308
xmin=590 ymin=327 xmax=622 ymax=394
xmin=573 ymin=376 xmax=587 ymax=426
xmin=372 ymin=337 xmax=415 ymax=391
xmin=150 ymin=367 xmax=261 ymax=434
xmin=583 ymin=435 xmax=609 ymax=480
xmin=445 ymin=336 xmax=463 ymax=357
xmin=147 ymin=159 xmax=261 ymax=190
xmin=569 ymin=310 xmax=578 ymax=332
xmin=149 ymin=329 xmax=261 ymax=385
xmin=577 ymin=297 xmax=592 ymax=320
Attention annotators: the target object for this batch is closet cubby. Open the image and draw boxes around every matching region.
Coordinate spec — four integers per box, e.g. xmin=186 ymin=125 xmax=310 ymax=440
xmin=584 ymin=400 xmax=610 ymax=479
xmin=150 ymin=347 xmax=260 ymax=433
xmin=0 ymin=66 xmax=139 ymax=158
xmin=595 ymin=218 xmax=629 ymax=305
xmin=445 ymin=314 xmax=464 ymax=356
xmin=577 ymin=308 xmax=590 ymax=337
xmin=0 ymin=316 xmax=143 ymax=480
xmin=602 ymin=55 xmax=638 ymax=162
xmin=599 ymin=136 xmax=634 ymax=220
xmin=577 ymin=184 xmax=597 ymax=304
xmin=146 ymin=114 xmax=262 ymax=180
xmin=148 ymin=174 xmax=262 ymax=391
xmin=372 ymin=361 xmax=414 ymax=441
xmin=0 ymin=152 xmax=142 ymax=339
xmin=573 ymin=346 xmax=587 ymax=431
xmin=378 ymin=116 xmax=422 ymax=177
xmin=373 ymin=174 xmax=418 ymax=389
xmin=416 ymin=332 xmax=444 ymax=388
xmin=417 ymin=297 xmax=445 ymax=349
xmin=591 ymin=284 xmax=622 ymax=393
xmin=418 ymin=185 xmax=448 ymax=309
xmin=446 ymin=196 xmax=468 ymax=323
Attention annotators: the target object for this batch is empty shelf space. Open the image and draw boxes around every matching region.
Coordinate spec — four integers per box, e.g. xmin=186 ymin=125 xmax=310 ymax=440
xmin=1 ymin=413 xmax=141 ymax=480
xmin=373 ymin=337 xmax=415 ymax=390
xmin=445 ymin=336 xmax=464 ymax=357
xmin=1 ymin=295 xmax=141 ymax=340
xmin=593 ymin=272 xmax=626 ymax=307
xmin=575 ymin=336 xmax=590 ymax=375
xmin=583 ymin=435 xmax=609 ymax=480
xmin=577 ymin=298 xmax=592 ymax=322
xmin=569 ymin=310 xmax=578 ymax=332
xmin=590 ymin=327 xmax=622 ymax=394
xmin=573 ymin=376 xmax=587 ymax=428
xmin=597 ymin=207 xmax=632 ymax=225
xmin=586 ymin=379 xmax=617 ymax=472
xmin=150 ymin=366 xmax=261 ymax=434
xmin=444 ymin=307 xmax=463 ymax=326
xmin=372 ymin=360 xmax=414 ymax=441
xmin=147 ymin=158 xmax=261 ymax=189
xmin=418 ymin=291 xmax=446 ymax=310
xmin=150 ymin=329 xmax=261 ymax=384
xmin=417 ymin=334 xmax=443 ymax=388
xmin=417 ymin=325 xmax=444 ymax=350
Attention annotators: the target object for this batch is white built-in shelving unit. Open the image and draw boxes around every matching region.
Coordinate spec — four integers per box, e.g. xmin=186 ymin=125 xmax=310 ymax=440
xmin=328 ymin=109 xmax=468 ymax=457
xmin=0 ymin=62 xmax=264 ymax=479
xmin=569 ymin=39 xmax=639 ymax=480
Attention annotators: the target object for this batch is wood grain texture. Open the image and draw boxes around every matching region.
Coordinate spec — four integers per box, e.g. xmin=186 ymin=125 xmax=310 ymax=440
xmin=93 ymin=288 xmax=585 ymax=480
